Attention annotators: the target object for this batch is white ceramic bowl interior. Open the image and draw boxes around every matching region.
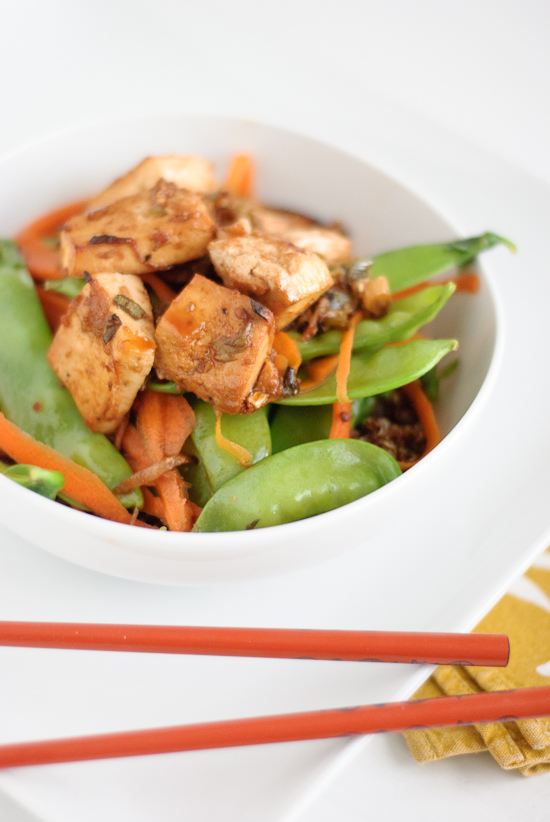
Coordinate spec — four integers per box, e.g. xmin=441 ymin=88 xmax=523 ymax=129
xmin=0 ymin=115 xmax=500 ymax=584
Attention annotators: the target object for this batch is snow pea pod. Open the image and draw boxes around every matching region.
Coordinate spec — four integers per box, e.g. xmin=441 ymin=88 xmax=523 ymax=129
xmin=289 ymin=283 xmax=455 ymax=362
xmin=270 ymin=395 xmax=376 ymax=454
xmin=193 ymin=439 xmax=401 ymax=531
xmin=0 ymin=240 xmax=141 ymax=508
xmin=1 ymin=463 xmax=65 ymax=500
xmin=368 ymin=232 xmax=514 ymax=293
xmin=278 ymin=338 xmax=457 ymax=406
xmin=181 ymin=398 xmax=271 ymax=507
xmin=270 ymin=405 xmax=333 ymax=454
xmin=44 ymin=278 xmax=86 ymax=299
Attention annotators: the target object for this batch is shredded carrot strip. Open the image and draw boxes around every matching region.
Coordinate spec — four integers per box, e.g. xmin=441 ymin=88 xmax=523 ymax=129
xmin=329 ymin=402 xmax=353 ymax=439
xmin=0 ymin=412 xmax=132 ymax=524
xmin=136 ymin=390 xmax=196 ymax=458
xmin=335 ymin=313 xmax=361 ymax=404
xmin=385 ymin=332 xmax=424 ymax=349
xmin=136 ymin=390 xmax=165 ymax=461
xmin=215 ymin=411 xmax=253 ymax=467
xmin=391 ymin=282 xmax=429 ymax=301
xmin=154 ymin=470 xmax=192 ymax=532
xmin=273 ymin=331 xmax=302 ymax=371
xmin=453 ymin=272 xmax=480 ymax=293
xmin=114 ymin=413 xmax=130 ymax=452
xmin=142 ymin=487 xmax=166 ymax=520
xmin=35 ymin=286 xmax=70 ymax=333
xmin=113 ymin=454 xmax=192 ymax=495
xmin=392 ymin=271 xmax=480 ymax=301
xmin=133 ymin=391 xmax=196 ymax=531
xmin=121 ymin=424 xmax=152 ymax=473
xmin=16 ymin=200 xmax=87 ymax=280
xmin=225 ymin=154 xmax=254 ymax=198
xmin=160 ymin=394 xmax=197 ymax=457
xmin=401 ymin=380 xmax=441 ymax=463
xmin=299 ymin=355 xmax=339 ymax=393
xmin=140 ymin=272 xmax=177 ymax=304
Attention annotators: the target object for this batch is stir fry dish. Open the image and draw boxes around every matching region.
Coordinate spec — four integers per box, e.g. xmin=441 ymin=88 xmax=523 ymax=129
xmin=0 ymin=154 xmax=514 ymax=531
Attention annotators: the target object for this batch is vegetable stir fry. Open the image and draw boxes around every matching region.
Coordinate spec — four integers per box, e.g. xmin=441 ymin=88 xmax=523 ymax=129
xmin=0 ymin=154 xmax=513 ymax=531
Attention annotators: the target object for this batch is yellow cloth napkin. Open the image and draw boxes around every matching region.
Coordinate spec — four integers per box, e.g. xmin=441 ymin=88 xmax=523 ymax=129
xmin=404 ymin=546 xmax=550 ymax=776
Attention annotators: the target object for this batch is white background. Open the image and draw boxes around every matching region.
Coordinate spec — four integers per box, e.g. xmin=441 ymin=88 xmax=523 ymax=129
xmin=1 ymin=0 xmax=549 ymax=185
xmin=0 ymin=2 xmax=549 ymax=820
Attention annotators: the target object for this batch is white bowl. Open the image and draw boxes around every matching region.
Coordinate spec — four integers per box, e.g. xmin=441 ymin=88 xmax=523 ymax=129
xmin=0 ymin=115 xmax=501 ymax=585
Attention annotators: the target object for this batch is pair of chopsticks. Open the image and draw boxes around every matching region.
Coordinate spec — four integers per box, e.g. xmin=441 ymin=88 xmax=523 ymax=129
xmin=0 ymin=620 xmax=548 ymax=769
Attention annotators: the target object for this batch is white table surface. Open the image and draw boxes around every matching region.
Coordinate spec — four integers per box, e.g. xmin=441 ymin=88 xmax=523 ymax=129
xmin=1 ymin=2 xmax=549 ymax=819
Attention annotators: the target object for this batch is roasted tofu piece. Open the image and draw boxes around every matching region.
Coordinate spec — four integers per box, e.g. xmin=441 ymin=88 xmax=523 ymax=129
xmin=61 ymin=181 xmax=216 ymax=276
xmin=208 ymin=233 xmax=334 ymax=330
xmin=154 ymin=274 xmax=275 ymax=414
xmin=47 ymin=273 xmax=156 ymax=434
xmin=87 ymin=155 xmax=219 ymax=211
xmin=276 ymin=226 xmax=352 ymax=266
xmin=213 ymin=197 xmax=352 ymax=265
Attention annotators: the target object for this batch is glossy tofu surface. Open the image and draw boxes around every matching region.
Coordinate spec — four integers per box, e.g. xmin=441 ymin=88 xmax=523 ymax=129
xmin=155 ymin=274 xmax=275 ymax=414
xmin=47 ymin=274 xmax=156 ymax=433
xmin=208 ymin=232 xmax=333 ymax=330
xmin=61 ymin=181 xmax=216 ymax=276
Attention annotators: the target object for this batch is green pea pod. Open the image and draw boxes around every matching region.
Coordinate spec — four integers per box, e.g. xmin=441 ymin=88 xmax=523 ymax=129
xmin=44 ymin=278 xmax=86 ymax=299
xmin=147 ymin=380 xmax=179 ymax=394
xmin=289 ymin=283 xmax=455 ymax=361
xmin=2 ymin=463 xmax=65 ymax=500
xmin=193 ymin=439 xmax=401 ymax=532
xmin=270 ymin=393 xmax=379 ymax=454
xmin=421 ymin=359 xmax=459 ymax=402
xmin=270 ymin=405 xmax=333 ymax=454
xmin=278 ymin=338 xmax=457 ymax=406
xmin=0 ymin=239 xmax=141 ymax=508
xmin=181 ymin=398 xmax=271 ymax=507
xmin=368 ymin=232 xmax=515 ymax=293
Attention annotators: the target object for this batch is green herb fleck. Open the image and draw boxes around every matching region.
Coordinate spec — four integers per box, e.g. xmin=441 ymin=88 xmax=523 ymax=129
xmin=114 ymin=294 xmax=146 ymax=320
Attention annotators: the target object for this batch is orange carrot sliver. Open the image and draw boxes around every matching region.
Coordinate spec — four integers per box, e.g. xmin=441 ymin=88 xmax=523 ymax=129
xmin=225 ymin=154 xmax=254 ymax=199
xmin=134 ymin=392 xmax=195 ymax=532
xmin=142 ymin=487 xmax=166 ymax=521
xmin=35 ymin=287 xmax=70 ymax=334
xmin=121 ymin=424 xmax=152 ymax=473
xmin=155 ymin=470 xmax=193 ymax=532
xmin=160 ymin=394 xmax=197 ymax=457
xmin=136 ymin=390 xmax=165 ymax=461
xmin=273 ymin=332 xmax=302 ymax=372
xmin=329 ymin=402 xmax=353 ymax=439
xmin=215 ymin=412 xmax=253 ymax=467
xmin=136 ymin=391 xmax=196 ymax=460
xmin=401 ymin=380 xmax=441 ymax=457
xmin=453 ymin=272 xmax=480 ymax=293
xmin=140 ymin=273 xmax=177 ymax=304
xmin=299 ymin=355 xmax=339 ymax=393
xmin=0 ymin=412 xmax=132 ymax=524
xmin=392 ymin=271 xmax=480 ymax=302
xmin=16 ymin=200 xmax=87 ymax=280
xmin=335 ymin=313 xmax=361 ymax=404
xmin=113 ymin=455 xmax=192 ymax=495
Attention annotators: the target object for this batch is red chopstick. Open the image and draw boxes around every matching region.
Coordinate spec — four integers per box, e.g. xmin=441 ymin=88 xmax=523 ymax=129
xmin=0 ymin=622 xmax=509 ymax=666
xmin=1 ymin=687 xmax=548 ymax=769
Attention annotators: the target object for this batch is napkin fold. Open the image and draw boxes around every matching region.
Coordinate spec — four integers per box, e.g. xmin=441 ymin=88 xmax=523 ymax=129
xmin=404 ymin=547 xmax=550 ymax=775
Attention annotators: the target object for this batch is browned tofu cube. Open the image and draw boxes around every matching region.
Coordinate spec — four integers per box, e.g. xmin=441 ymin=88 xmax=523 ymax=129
xmin=87 ymin=155 xmax=219 ymax=211
xmin=213 ymin=198 xmax=352 ymax=265
xmin=154 ymin=274 xmax=275 ymax=414
xmin=276 ymin=227 xmax=352 ymax=265
xmin=208 ymin=233 xmax=333 ymax=330
xmin=47 ymin=273 xmax=156 ymax=433
xmin=61 ymin=181 xmax=216 ymax=276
